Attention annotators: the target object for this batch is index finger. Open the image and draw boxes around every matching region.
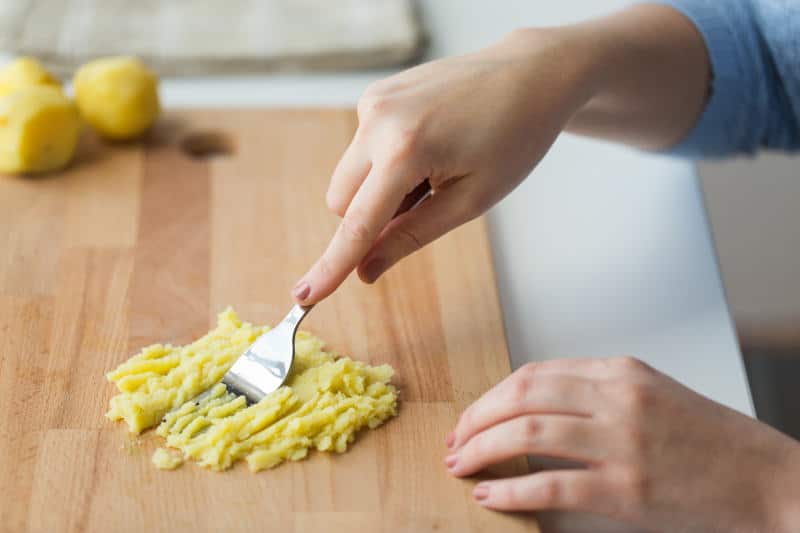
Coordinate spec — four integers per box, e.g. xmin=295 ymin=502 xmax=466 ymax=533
xmin=292 ymin=163 xmax=413 ymax=304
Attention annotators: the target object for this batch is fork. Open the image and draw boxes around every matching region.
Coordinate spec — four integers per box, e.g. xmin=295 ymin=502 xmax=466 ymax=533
xmin=220 ymin=304 xmax=313 ymax=404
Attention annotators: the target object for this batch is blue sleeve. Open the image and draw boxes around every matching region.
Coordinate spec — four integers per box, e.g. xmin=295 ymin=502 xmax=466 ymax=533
xmin=648 ymin=0 xmax=800 ymax=157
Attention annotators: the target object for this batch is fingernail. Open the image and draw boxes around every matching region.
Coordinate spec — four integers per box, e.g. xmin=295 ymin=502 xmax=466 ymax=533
xmin=361 ymin=257 xmax=386 ymax=283
xmin=445 ymin=431 xmax=455 ymax=449
xmin=444 ymin=454 xmax=458 ymax=469
xmin=473 ymin=483 xmax=489 ymax=502
xmin=292 ymin=281 xmax=310 ymax=301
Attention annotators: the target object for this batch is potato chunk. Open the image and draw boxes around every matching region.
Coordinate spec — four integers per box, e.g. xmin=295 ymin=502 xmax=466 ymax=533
xmin=0 ymin=86 xmax=80 ymax=175
xmin=0 ymin=57 xmax=61 ymax=99
xmin=74 ymin=56 xmax=160 ymax=140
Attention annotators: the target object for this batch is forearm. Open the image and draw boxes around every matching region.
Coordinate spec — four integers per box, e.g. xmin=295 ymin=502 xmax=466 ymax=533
xmin=508 ymin=4 xmax=711 ymax=151
xmin=568 ymin=4 xmax=710 ymax=150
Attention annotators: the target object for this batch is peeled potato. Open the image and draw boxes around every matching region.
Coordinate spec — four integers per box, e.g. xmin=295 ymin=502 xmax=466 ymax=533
xmin=73 ymin=56 xmax=160 ymax=140
xmin=0 ymin=86 xmax=81 ymax=175
xmin=0 ymin=57 xmax=62 ymax=99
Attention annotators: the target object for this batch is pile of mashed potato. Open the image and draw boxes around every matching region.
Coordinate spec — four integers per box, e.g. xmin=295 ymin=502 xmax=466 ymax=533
xmin=106 ymin=308 xmax=398 ymax=472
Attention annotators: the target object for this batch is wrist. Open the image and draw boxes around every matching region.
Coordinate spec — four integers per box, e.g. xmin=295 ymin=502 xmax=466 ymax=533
xmin=494 ymin=25 xmax=610 ymax=117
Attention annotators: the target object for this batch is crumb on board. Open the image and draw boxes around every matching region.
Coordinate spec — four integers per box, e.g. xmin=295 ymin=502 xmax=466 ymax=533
xmin=152 ymin=447 xmax=184 ymax=470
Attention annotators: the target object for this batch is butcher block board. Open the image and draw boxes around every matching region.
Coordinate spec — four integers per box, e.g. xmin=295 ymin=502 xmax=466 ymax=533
xmin=0 ymin=109 xmax=537 ymax=532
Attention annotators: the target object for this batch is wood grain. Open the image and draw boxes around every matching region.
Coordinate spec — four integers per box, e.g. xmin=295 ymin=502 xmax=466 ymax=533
xmin=0 ymin=109 xmax=537 ymax=533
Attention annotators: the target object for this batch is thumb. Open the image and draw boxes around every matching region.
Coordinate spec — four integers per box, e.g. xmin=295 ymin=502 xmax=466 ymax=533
xmin=357 ymin=177 xmax=484 ymax=283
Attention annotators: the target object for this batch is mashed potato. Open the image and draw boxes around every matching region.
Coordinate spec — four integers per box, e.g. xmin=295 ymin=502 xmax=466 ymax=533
xmin=106 ymin=308 xmax=398 ymax=472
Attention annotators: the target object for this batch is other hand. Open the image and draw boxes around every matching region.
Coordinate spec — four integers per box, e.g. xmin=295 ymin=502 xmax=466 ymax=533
xmin=446 ymin=356 xmax=800 ymax=533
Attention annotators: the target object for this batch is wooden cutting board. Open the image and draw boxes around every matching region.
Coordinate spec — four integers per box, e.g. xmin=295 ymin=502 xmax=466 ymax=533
xmin=0 ymin=109 xmax=538 ymax=532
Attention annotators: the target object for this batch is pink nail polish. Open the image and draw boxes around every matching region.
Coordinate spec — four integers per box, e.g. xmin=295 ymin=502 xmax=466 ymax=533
xmin=444 ymin=454 xmax=457 ymax=469
xmin=473 ymin=483 xmax=489 ymax=502
xmin=292 ymin=282 xmax=310 ymax=301
xmin=445 ymin=431 xmax=455 ymax=449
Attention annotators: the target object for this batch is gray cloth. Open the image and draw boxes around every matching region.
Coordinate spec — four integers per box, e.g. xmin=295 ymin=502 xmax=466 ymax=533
xmin=0 ymin=0 xmax=425 ymax=76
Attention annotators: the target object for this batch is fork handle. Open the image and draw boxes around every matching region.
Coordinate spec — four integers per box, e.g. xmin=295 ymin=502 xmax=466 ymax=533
xmin=284 ymin=303 xmax=313 ymax=331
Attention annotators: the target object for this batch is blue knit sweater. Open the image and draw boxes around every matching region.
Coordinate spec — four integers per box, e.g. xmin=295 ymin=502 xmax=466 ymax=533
xmin=651 ymin=1 xmax=800 ymax=157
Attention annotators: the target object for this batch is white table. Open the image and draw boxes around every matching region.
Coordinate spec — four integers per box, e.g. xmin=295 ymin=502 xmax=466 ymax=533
xmin=2 ymin=1 xmax=753 ymax=528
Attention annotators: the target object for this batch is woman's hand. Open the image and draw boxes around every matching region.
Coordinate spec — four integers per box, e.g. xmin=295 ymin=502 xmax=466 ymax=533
xmin=445 ymin=357 xmax=800 ymax=533
xmin=292 ymin=4 xmax=710 ymax=305
xmin=291 ymin=28 xmax=599 ymax=304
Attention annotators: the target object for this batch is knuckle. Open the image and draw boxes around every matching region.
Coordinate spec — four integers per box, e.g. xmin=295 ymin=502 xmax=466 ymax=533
xmin=457 ymin=408 xmax=474 ymax=435
xmin=514 ymin=363 xmax=539 ymax=389
xmin=508 ymin=374 xmax=532 ymax=404
xmin=520 ymin=415 xmax=541 ymax=443
xmin=498 ymin=482 xmax=522 ymax=508
xmin=537 ymin=478 xmax=563 ymax=507
xmin=339 ymin=211 xmax=374 ymax=243
xmin=510 ymin=362 xmax=543 ymax=398
xmin=394 ymin=126 xmax=420 ymax=153
xmin=314 ymin=255 xmax=334 ymax=278
xmin=619 ymin=382 xmax=645 ymax=411
xmin=325 ymin=190 xmax=346 ymax=216
xmin=519 ymin=362 xmax=539 ymax=378
xmin=618 ymin=381 xmax=655 ymax=419
xmin=618 ymin=466 xmax=651 ymax=509
xmin=357 ymin=90 xmax=389 ymax=122
xmin=361 ymin=80 xmax=383 ymax=100
xmin=622 ymin=423 xmax=647 ymax=456
xmin=467 ymin=433 xmax=487 ymax=458
xmin=566 ymin=481 xmax=593 ymax=510
xmin=382 ymin=126 xmax=422 ymax=168
xmin=613 ymin=356 xmax=647 ymax=373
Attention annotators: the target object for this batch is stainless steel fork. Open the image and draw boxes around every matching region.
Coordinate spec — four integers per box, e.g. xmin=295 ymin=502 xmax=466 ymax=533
xmin=221 ymin=304 xmax=313 ymax=404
